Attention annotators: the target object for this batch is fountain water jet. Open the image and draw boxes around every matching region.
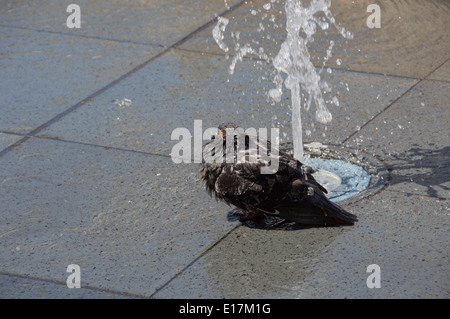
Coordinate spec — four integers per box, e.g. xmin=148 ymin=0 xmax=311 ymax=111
xmin=269 ymin=0 xmax=352 ymax=161
xmin=212 ymin=0 xmax=372 ymax=201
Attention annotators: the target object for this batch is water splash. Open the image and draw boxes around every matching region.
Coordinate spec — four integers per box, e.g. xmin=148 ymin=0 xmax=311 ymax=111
xmin=212 ymin=0 xmax=353 ymax=161
xmin=114 ymin=98 xmax=132 ymax=107
xmin=271 ymin=0 xmax=352 ymax=160
xmin=212 ymin=16 xmax=230 ymax=55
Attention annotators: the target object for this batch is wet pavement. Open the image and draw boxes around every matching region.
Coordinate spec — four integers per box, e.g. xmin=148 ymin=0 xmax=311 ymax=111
xmin=0 ymin=0 xmax=449 ymax=299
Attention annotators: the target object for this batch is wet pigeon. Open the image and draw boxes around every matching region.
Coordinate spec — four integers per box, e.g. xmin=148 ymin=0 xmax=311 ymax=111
xmin=199 ymin=123 xmax=357 ymax=226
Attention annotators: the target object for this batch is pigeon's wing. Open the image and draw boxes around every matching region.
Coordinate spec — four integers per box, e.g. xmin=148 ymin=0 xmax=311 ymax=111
xmin=254 ymin=178 xmax=357 ymax=225
xmin=255 ymin=134 xmax=329 ymax=194
xmin=214 ymin=143 xmax=285 ymax=210
xmin=199 ymin=161 xmax=222 ymax=197
xmin=214 ymin=164 xmax=263 ymax=196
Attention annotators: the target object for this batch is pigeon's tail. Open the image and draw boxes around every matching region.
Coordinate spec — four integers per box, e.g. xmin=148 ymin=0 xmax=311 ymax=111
xmin=306 ymin=187 xmax=358 ymax=225
xmin=261 ymin=185 xmax=358 ymax=226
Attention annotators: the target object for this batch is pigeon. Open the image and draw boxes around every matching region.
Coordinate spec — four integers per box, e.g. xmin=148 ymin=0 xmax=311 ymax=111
xmin=199 ymin=122 xmax=357 ymax=226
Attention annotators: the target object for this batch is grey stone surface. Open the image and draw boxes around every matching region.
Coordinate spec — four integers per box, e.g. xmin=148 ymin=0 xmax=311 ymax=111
xmin=180 ymin=0 xmax=450 ymax=78
xmin=0 ymin=0 xmax=243 ymax=47
xmin=37 ymin=49 xmax=417 ymax=154
xmin=0 ymin=273 xmax=130 ymax=298
xmin=294 ymin=191 xmax=449 ymax=299
xmin=0 ymin=0 xmax=448 ymax=299
xmin=427 ymin=59 xmax=450 ymax=82
xmin=0 ymin=137 xmax=235 ymax=297
xmin=153 ymin=191 xmax=449 ymax=298
xmin=0 ymin=26 xmax=161 ymax=133
xmin=153 ymin=223 xmax=347 ymax=298
xmin=0 ymin=133 xmax=22 ymax=152
xmin=344 ymin=80 xmax=450 ymax=199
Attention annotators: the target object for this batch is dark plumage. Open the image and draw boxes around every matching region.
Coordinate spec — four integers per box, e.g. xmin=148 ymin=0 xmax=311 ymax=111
xmin=199 ymin=123 xmax=357 ymax=226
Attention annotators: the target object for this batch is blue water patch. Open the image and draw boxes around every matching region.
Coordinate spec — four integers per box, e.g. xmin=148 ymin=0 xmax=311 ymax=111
xmin=306 ymin=158 xmax=371 ymax=202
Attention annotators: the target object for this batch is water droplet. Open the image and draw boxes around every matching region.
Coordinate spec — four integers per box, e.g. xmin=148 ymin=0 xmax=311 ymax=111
xmin=263 ymin=3 xmax=271 ymax=10
xmin=114 ymin=98 xmax=132 ymax=107
xmin=332 ymin=96 xmax=339 ymax=106
xmin=212 ymin=17 xmax=230 ymax=53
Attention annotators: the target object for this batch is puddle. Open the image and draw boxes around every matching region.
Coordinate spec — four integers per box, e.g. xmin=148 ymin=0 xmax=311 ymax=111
xmin=307 ymin=158 xmax=370 ymax=202
xmin=281 ymin=142 xmax=391 ymax=204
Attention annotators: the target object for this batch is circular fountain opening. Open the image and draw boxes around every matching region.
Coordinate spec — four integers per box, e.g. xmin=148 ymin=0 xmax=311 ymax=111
xmin=307 ymin=158 xmax=370 ymax=202
xmin=281 ymin=142 xmax=390 ymax=204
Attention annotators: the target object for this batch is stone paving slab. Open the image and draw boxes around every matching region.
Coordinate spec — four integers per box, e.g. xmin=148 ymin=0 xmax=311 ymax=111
xmin=36 ymin=48 xmax=417 ymax=155
xmin=0 ymin=137 xmax=236 ymax=297
xmin=0 ymin=0 xmax=448 ymax=300
xmin=0 ymin=133 xmax=22 ymax=152
xmin=153 ymin=221 xmax=346 ymax=298
xmin=0 ymin=273 xmax=129 ymax=298
xmin=180 ymin=0 xmax=450 ymax=78
xmin=0 ymin=0 xmax=243 ymax=47
xmin=344 ymin=80 xmax=450 ymax=199
xmin=153 ymin=190 xmax=449 ymax=298
xmin=0 ymin=26 xmax=161 ymax=134
xmin=298 ymin=191 xmax=449 ymax=299
xmin=426 ymin=59 xmax=450 ymax=82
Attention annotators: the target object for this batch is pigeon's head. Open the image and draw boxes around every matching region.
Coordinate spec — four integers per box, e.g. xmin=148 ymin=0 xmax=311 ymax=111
xmin=218 ymin=122 xmax=239 ymax=138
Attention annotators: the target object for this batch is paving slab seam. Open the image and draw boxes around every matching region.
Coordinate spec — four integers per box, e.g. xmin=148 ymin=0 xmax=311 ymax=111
xmin=174 ymin=47 xmax=429 ymax=82
xmin=0 ymin=271 xmax=146 ymax=299
xmin=386 ymin=189 xmax=448 ymax=201
xmin=0 ymin=131 xmax=173 ymax=160
xmin=3 ymin=23 xmax=446 ymax=85
xmin=423 ymin=77 xmax=450 ymax=84
xmin=341 ymin=56 xmax=450 ymax=145
xmin=341 ymin=79 xmax=420 ymax=145
xmin=0 ymin=24 xmax=166 ymax=48
xmin=148 ymin=224 xmax=241 ymax=298
xmin=425 ymin=56 xmax=450 ymax=82
xmin=0 ymin=0 xmax=248 ymax=160
xmin=0 ymin=46 xmax=178 ymax=158
xmin=0 ymin=0 xmax=248 ymax=50
xmin=0 ymin=134 xmax=243 ymax=298
xmin=0 ymin=134 xmax=397 ymax=204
